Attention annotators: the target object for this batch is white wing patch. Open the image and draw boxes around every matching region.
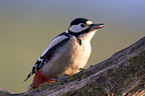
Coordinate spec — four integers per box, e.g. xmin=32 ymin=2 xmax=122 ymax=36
xmin=24 ymin=32 xmax=69 ymax=82
xmin=41 ymin=35 xmax=68 ymax=57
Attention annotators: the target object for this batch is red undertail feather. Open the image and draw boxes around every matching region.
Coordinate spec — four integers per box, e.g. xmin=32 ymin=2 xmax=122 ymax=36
xmin=30 ymin=70 xmax=57 ymax=89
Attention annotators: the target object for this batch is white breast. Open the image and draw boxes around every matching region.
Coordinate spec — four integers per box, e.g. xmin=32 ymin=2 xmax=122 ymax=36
xmin=41 ymin=31 xmax=95 ymax=77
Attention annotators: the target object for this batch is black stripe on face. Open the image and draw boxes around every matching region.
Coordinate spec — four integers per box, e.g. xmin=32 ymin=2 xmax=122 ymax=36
xmin=68 ymin=28 xmax=91 ymax=37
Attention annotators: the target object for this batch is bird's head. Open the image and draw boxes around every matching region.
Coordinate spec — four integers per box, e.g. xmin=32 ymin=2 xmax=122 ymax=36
xmin=68 ymin=18 xmax=104 ymax=37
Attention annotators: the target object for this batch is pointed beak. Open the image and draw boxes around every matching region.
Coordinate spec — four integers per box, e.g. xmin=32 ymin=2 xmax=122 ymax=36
xmin=90 ymin=23 xmax=104 ymax=31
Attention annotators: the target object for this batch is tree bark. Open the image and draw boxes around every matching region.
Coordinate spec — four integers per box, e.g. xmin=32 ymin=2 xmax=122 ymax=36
xmin=1 ymin=36 xmax=145 ymax=96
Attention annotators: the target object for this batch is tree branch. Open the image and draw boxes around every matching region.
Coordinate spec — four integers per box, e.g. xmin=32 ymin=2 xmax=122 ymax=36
xmin=1 ymin=36 xmax=145 ymax=96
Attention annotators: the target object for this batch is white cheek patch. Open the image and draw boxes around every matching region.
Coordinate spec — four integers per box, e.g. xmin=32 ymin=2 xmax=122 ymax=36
xmin=69 ymin=24 xmax=88 ymax=33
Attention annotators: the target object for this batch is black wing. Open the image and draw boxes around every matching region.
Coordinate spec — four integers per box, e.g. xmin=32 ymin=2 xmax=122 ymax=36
xmin=24 ymin=36 xmax=70 ymax=82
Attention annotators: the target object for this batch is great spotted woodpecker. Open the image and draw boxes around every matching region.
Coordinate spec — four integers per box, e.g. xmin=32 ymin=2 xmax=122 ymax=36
xmin=24 ymin=18 xmax=104 ymax=90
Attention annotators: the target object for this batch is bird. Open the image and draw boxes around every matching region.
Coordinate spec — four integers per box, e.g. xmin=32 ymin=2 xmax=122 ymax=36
xmin=24 ymin=18 xmax=104 ymax=90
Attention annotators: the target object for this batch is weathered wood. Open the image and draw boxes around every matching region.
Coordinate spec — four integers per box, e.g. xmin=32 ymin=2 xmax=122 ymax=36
xmin=1 ymin=36 xmax=145 ymax=96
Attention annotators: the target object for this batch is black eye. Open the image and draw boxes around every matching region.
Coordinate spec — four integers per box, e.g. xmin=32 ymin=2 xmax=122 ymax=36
xmin=80 ymin=24 xmax=86 ymax=27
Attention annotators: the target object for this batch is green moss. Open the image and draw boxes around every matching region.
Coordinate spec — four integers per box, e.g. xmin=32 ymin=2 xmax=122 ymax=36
xmin=33 ymin=68 xmax=87 ymax=93
xmin=34 ymin=51 xmax=145 ymax=95
xmin=109 ymin=50 xmax=145 ymax=95
xmin=64 ymin=50 xmax=145 ymax=96
xmin=127 ymin=50 xmax=145 ymax=76
xmin=63 ymin=80 xmax=109 ymax=96
xmin=67 ymin=68 xmax=87 ymax=82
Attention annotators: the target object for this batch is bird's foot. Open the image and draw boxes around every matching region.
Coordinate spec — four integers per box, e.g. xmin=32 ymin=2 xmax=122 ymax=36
xmin=57 ymin=74 xmax=70 ymax=84
xmin=48 ymin=74 xmax=69 ymax=84
xmin=58 ymin=74 xmax=69 ymax=79
xmin=48 ymin=78 xmax=58 ymax=83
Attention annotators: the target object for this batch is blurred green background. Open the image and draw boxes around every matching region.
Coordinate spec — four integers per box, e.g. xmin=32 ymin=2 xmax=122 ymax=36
xmin=0 ymin=0 xmax=145 ymax=93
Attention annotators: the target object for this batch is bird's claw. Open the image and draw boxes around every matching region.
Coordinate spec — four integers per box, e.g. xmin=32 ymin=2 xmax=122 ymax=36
xmin=57 ymin=74 xmax=69 ymax=79
xmin=48 ymin=74 xmax=69 ymax=84
xmin=48 ymin=78 xmax=57 ymax=83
